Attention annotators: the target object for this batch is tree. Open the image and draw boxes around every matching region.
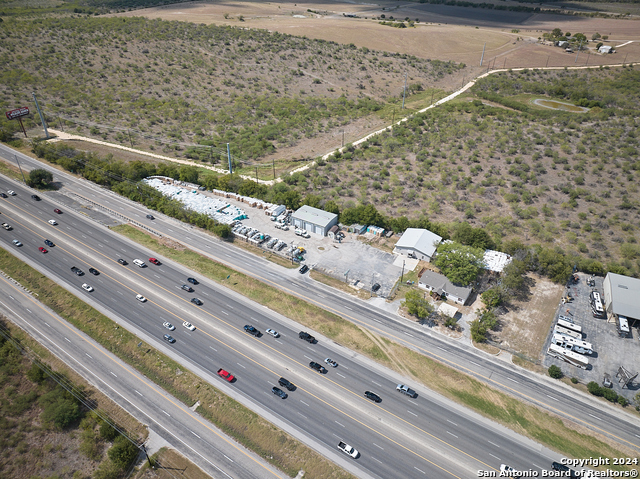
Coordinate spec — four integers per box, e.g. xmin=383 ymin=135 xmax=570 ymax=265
xmin=481 ymin=288 xmax=502 ymax=308
xmin=108 ymin=435 xmax=139 ymax=470
xmin=548 ymin=365 xmax=563 ymax=379
xmin=551 ymin=28 xmax=563 ymax=38
xmin=452 ymin=222 xmax=495 ymax=250
xmin=27 ymin=168 xmax=54 ymax=188
xmin=587 ymin=381 xmax=603 ymax=396
xmin=402 ymin=289 xmax=433 ymax=319
xmin=322 ymin=199 xmax=340 ymax=216
xmin=433 ymin=242 xmax=483 ymax=286
xmin=591 ymin=32 xmax=601 ymax=41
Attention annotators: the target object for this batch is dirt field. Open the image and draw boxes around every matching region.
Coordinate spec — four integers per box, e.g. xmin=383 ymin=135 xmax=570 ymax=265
xmin=493 ymin=274 xmax=564 ymax=360
xmin=119 ymin=0 xmax=640 ymax=70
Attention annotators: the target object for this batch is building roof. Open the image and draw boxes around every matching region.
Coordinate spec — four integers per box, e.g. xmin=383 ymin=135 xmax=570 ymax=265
xmin=599 ymin=45 xmax=612 ymax=53
xmin=292 ymin=205 xmax=338 ymax=228
xmin=606 ymin=273 xmax=640 ymax=319
xmin=483 ymin=250 xmax=512 ymax=273
xmin=419 ymin=270 xmax=473 ymax=302
xmin=328 ymin=225 xmax=339 ymax=234
xmin=395 ymin=228 xmax=443 ymax=258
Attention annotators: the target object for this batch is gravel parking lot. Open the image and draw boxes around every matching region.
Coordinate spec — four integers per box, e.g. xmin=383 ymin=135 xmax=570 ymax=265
xmin=543 ymin=273 xmax=640 ymax=401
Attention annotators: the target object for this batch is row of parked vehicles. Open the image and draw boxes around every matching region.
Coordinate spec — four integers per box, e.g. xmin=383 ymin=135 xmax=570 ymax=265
xmin=232 ymin=224 xmax=290 ymax=252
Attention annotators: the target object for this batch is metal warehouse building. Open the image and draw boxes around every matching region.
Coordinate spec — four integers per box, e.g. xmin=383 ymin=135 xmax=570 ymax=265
xmin=603 ymin=272 xmax=640 ymax=333
xmin=291 ymin=205 xmax=338 ymax=236
xmin=393 ymin=228 xmax=442 ymax=262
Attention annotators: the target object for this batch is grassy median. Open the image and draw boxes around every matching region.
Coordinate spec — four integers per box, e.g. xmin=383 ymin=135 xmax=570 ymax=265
xmin=112 ymin=224 xmax=639 ymax=469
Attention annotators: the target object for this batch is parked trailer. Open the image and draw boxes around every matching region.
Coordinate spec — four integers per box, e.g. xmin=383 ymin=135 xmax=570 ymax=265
xmin=552 ymin=334 xmax=593 ymax=355
xmin=547 ymin=344 xmax=589 ymax=369
xmin=557 ymin=318 xmax=582 ymax=333
xmin=554 ymin=325 xmax=582 ymax=340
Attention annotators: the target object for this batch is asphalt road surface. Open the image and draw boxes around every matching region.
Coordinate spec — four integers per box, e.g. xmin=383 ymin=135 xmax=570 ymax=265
xmin=1 ymin=144 xmax=639 ymax=475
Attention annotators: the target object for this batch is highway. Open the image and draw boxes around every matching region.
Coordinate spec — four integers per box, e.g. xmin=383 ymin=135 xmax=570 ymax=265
xmin=0 ymin=175 xmax=566 ymax=478
xmin=1 ymin=144 xmax=639 ymax=471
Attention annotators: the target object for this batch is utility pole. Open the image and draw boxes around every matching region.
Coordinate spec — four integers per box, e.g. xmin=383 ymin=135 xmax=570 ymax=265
xmin=402 ymin=71 xmax=407 ymax=109
xmin=15 ymin=155 xmax=26 ymax=184
xmin=480 ymin=42 xmax=486 ymax=66
xmin=58 ymin=116 xmax=64 ymax=132
xmin=255 ymin=166 xmax=258 ymax=183
xmin=342 ymin=130 xmax=345 ymax=148
xmin=430 ymin=90 xmax=435 ymax=105
xmin=32 ymin=92 xmax=50 ymax=139
xmin=545 ymin=56 xmax=550 ymax=68
xmin=344 ymin=269 xmax=350 ymax=284
xmin=141 ymin=444 xmax=153 ymax=468
xmin=574 ymin=40 xmax=583 ymax=63
xmin=400 ymin=260 xmax=405 ymax=283
xmin=272 ymin=159 xmax=275 ymax=179
xmin=127 ymin=129 xmax=133 ymax=148
xmin=623 ymin=53 xmax=628 ymax=65
xmin=227 ymin=143 xmax=232 ymax=174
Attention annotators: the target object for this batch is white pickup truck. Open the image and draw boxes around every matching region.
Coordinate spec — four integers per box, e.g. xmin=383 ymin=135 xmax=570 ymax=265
xmin=337 ymin=441 xmax=358 ymax=458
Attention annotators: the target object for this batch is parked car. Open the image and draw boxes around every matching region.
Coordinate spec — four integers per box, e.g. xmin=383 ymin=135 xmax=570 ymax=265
xmin=299 ymin=331 xmax=315 ymax=343
xmin=149 ymin=257 xmax=161 ymax=265
xmin=265 ymin=328 xmax=279 ymax=338
xmin=182 ymin=321 xmax=196 ymax=331
xmin=44 ymin=239 xmax=54 ymax=247
xmin=372 ymin=283 xmax=381 ymax=293
xmin=278 ymin=377 xmax=296 ymax=391
xmin=309 ymin=362 xmax=327 ymax=374
xmin=191 ymin=297 xmax=203 ymax=306
xmin=11 ymin=239 xmax=22 ymax=246
xmin=217 ymin=368 xmax=234 ymax=382
xmin=324 ymin=358 xmax=338 ymax=368
xmin=181 ymin=284 xmax=193 ymax=292
xmin=38 ymin=247 xmax=47 ymax=253
xmin=136 ymin=294 xmax=147 ymax=302
xmin=396 ymin=384 xmax=417 ymax=398
xmin=48 ymin=219 xmax=57 ymax=225
xmin=81 ymin=283 xmax=94 ymax=292
xmin=364 ymin=391 xmax=382 ymax=403
xmin=271 ymin=386 xmax=288 ymax=399
xmin=244 ymin=325 xmax=260 ymax=336
xmin=299 ymin=264 xmax=309 ymax=274
xmin=163 ymin=321 xmax=175 ymax=331
xmin=118 ymin=258 xmax=128 ymax=265
xmin=53 ymin=208 xmax=62 ymax=214
xmin=163 ymin=334 xmax=175 ymax=343
xmin=89 ymin=268 xmax=99 ymax=275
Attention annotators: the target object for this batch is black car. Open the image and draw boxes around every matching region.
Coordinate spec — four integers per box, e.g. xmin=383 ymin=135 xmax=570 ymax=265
xmin=191 ymin=297 xmax=203 ymax=306
xmin=299 ymin=264 xmax=309 ymax=274
xmin=187 ymin=277 xmax=198 ymax=285
xmin=364 ymin=391 xmax=382 ymax=403
xmin=309 ymin=361 xmax=327 ymax=374
xmin=181 ymin=284 xmax=194 ymax=292
xmin=299 ymin=331 xmax=315 ymax=343
xmin=163 ymin=334 xmax=176 ymax=343
xmin=31 ymin=194 xmax=41 ymax=201
xmin=0 ymin=193 xmax=7 ymax=198
xmin=70 ymin=266 xmax=84 ymax=276
xmin=244 ymin=325 xmax=260 ymax=336
xmin=372 ymin=283 xmax=381 ymax=293
xmin=146 ymin=214 xmax=154 ymax=220
xmin=271 ymin=386 xmax=288 ymax=399
xmin=551 ymin=462 xmax=578 ymax=477
xmin=118 ymin=258 xmax=128 ymax=265
xmin=278 ymin=377 xmax=296 ymax=391
xmin=44 ymin=239 xmax=54 ymax=247
xmin=89 ymin=268 xmax=100 ymax=275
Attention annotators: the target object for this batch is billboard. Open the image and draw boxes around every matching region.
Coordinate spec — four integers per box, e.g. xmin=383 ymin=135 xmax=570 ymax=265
xmin=6 ymin=107 xmax=30 ymax=120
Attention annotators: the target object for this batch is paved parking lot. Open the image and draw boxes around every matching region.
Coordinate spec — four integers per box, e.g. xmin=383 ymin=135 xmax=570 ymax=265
xmin=224 ymin=197 xmax=404 ymax=297
xmin=543 ymin=273 xmax=640 ymax=401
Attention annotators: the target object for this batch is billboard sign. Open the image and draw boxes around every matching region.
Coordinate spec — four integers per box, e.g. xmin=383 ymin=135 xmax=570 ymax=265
xmin=6 ymin=107 xmax=30 ymax=120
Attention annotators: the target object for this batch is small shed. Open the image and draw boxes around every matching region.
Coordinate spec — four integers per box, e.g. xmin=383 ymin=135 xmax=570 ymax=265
xmin=557 ymin=41 xmax=569 ymax=48
xmin=266 ymin=204 xmax=286 ymax=217
xmin=347 ymin=224 xmax=366 ymax=234
xmin=599 ymin=45 xmax=613 ymax=54
xmin=367 ymin=225 xmax=385 ymax=236
xmin=327 ymin=225 xmax=340 ymax=240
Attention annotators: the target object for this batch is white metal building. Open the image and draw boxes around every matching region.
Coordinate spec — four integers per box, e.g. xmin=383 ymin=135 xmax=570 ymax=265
xmin=603 ymin=272 xmax=640 ymax=330
xmin=291 ymin=205 xmax=338 ymax=236
xmin=393 ymin=228 xmax=442 ymax=262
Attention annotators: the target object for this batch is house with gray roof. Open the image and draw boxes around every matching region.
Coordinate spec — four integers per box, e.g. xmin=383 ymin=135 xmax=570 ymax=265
xmin=418 ymin=270 xmax=473 ymax=305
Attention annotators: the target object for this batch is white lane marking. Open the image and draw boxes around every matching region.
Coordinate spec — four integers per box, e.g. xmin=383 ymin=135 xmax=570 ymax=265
xmin=162 ymin=410 xmax=170 ymax=417
xmin=134 ymin=390 xmax=143 ymax=396
xmin=447 ymin=420 xmax=457 ymax=426
xmin=317 ymin=293 xmax=326 ymax=298
xmin=202 ymin=292 xmax=209 ymax=296
xmin=275 ymin=339 xmax=283 ymax=345
xmin=490 ymin=454 xmax=501 ymax=461
xmin=26 ymin=308 xmax=32 ymax=313
xmin=44 ymin=322 xmax=50 ymax=327
xmin=371 ymin=380 xmax=382 ymax=387
xmin=404 ymin=332 xmax=415 ymax=338
xmin=300 ymin=400 xmax=309 ymax=407
xmin=185 ymin=236 xmax=192 ymax=240
xmin=373 ymin=443 xmax=384 ymax=450
xmin=167 ymin=228 xmax=173 ymax=232
xmin=447 ymin=431 xmax=458 ymax=438
xmin=414 ymin=467 xmax=426 ymax=475
xmin=372 ymin=318 xmax=381 ymax=323
xmin=221 ymin=310 xmax=228 ymax=315
xmin=225 ymin=304 xmax=233 ymax=309
xmin=372 ymin=457 xmax=383 ymax=464
xmin=407 ymin=410 xmax=418 ymax=417
xmin=191 ymin=431 xmax=201 ymax=439
xmin=334 ymin=421 xmax=345 ymax=427
xmin=225 ymin=254 xmax=231 ymax=258
xmin=344 ymin=306 xmax=352 ymax=310
xmin=64 ymin=337 xmax=71 ymax=343
xmin=154 ymin=274 xmax=160 ymax=279
xmin=546 ymin=395 xmax=559 ymax=401
xmin=9 ymin=295 xmax=14 ymax=300
xmin=223 ymin=455 xmax=233 ymax=463
xmin=533 ymin=464 xmax=542 ymax=471
xmin=635 ymin=434 xmax=640 ymax=439
xmin=82 ymin=235 xmax=87 ymax=238
xmin=110 ymin=372 xmax=117 ymax=377
xmin=98 ymin=244 xmax=103 ymax=248
xmin=342 ymin=366 xmax=348 ymax=370
xmin=85 ymin=353 xmax=92 ymax=359
xmin=297 ymin=412 xmax=308 ymax=419
xmin=304 ymin=355 xmax=313 ymax=360
xmin=236 ymin=363 xmax=246 ymax=368
xmin=209 ymin=346 xmax=217 ymax=352
xmin=588 ymin=413 xmax=602 ymax=421
xmin=469 ymin=360 xmax=480 ymax=367
xmin=117 ymin=291 xmax=123 ymax=295
xmin=506 ymin=377 xmax=519 ymax=383
xmin=437 ymin=346 xmax=448 ymax=352
xmin=488 ymin=441 xmax=500 ymax=448
xmin=336 ymin=373 xmax=346 ymax=378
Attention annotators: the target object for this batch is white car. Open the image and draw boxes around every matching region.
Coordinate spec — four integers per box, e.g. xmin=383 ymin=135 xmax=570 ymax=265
xmin=12 ymin=239 xmax=22 ymax=246
xmin=324 ymin=358 xmax=338 ymax=368
xmin=162 ymin=321 xmax=175 ymax=331
xmin=183 ymin=321 xmax=196 ymax=331
xmin=265 ymin=328 xmax=279 ymax=338
xmin=500 ymin=465 xmax=518 ymax=476
xmin=7 ymin=190 xmax=15 ymax=196
xmin=48 ymin=219 xmax=57 ymax=225
xmin=135 ymin=294 xmax=147 ymax=302
xmin=81 ymin=283 xmax=94 ymax=292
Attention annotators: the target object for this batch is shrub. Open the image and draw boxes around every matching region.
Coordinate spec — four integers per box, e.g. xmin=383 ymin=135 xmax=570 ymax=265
xmin=570 ymin=377 xmax=578 ymax=384
xmin=618 ymin=396 xmax=629 ymax=407
xmin=481 ymin=288 xmax=502 ymax=308
xmin=587 ymin=381 xmax=604 ymax=396
xmin=548 ymin=365 xmax=563 ymax=379
xmin=602 ymin=388 xmax=618 ymax=402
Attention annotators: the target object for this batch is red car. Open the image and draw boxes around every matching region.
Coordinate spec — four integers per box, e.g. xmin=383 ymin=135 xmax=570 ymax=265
xmin=149 ymin=257 xmax=161 ymax=265
xmin=39 ymin=247 xmax=48 ymax=253
xmin=53 ymin=208 xmax=62 ymax=214
xmin=217 ymin=368 xmax=234 ymax=382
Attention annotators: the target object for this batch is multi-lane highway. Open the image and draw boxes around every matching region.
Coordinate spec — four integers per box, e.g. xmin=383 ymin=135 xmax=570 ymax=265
xmin=0 ymin=175 xmax=568 ymax=478
xmin=1 ymin=143 xmax=639 ymax=475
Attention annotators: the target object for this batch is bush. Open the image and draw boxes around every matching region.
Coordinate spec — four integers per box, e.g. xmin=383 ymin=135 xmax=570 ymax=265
xmin=100 ymin=422 xmax=119 ymax=441
xmin=26 ymin=363 xmax=47 ymax=383
xmin=548 ymin=365 xmax=563 ymax=379
xmin=602 ymin=388 xmax=618 ymax=402
xmin=618 ymin=396 xmax=629 ymax=407
xmin=570 ymin=377 xmax=578 ymax=384
xmin=108 ymin=435 xmax=139 ymax=470
xmin=481 ymin=288 xmax=502 ymax=308
xmin=587 ymin=381 xmax=604 ymax=396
